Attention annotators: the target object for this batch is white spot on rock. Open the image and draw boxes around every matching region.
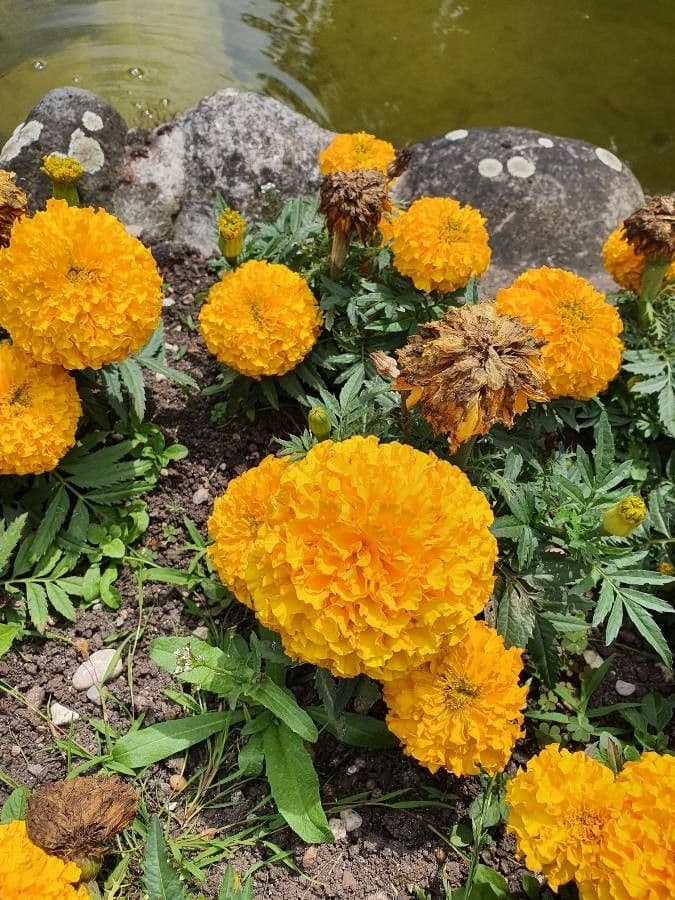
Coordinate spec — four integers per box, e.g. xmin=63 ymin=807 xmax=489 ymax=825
xmin=596 ymin=147 xmax=622 ymax=172
xmin=507 ymin=156 xmax=536 ymax=178
xmin=0 ymin=120 xmax=43 ymax=162
xmin=445 ymin=128 xmax=469 ymax=141
xmin=478 ymin=158 xmax=503 ymax=178
xmin=72 ymin=648 xmax=123 ymax=690
xmin=82 ymin=110 xmax=104 ymax=132
xmin=67 ymin=128 xmax=105 ymax=173
xmin=538 ymin=137 xmax=554 ymax=148
xmin=50 ymin=702 xmax=80 ymax=726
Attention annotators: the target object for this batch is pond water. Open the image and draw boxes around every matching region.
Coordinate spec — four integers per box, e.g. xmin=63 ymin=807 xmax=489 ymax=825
xmin=1 ymin=0 xmax=673 ymax=191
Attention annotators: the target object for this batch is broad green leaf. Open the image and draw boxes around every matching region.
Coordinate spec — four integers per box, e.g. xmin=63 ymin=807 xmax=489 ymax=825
xmin=308 ymin=707 xmax=398 ymax=749
xmin=26 ymin=583 xmax=49 ymax=632
xmin=29 ymin=485 xmax=69 ymax=562
xmin=150 ymin=636 xmax=249 ymax=695
xmin=527 ymin=614 xmax=559 ymax=687
xmin=496 ymin=582 xmax=535 ymax=648
xmin=245 ymin=677 xmax=317 ymax=742
xmin=263 ymin=721 xmax=333 ymax=844
xmin=0 ymin=513 xmax=28 ymax=574
xmin=238 ymin=732 xmax=265 ymax=776
xmin=143 ymin=815 xmax=186 ymax=900
xmin=118 ymin=358 xmax=147 ymax=421
xmin=112 ymin=712 xmax=232 ymax=769
xmin=0 ymin=787 xmax=29 ymax=823
xmin=0 ymin=623 xmax=22 ymax=658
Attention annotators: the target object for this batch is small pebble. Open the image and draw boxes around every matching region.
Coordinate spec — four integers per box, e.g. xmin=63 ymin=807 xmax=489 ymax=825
xmin=155 ymin=372 xmax=167 ymax=382
xmin=328 ymin=817 xmax=348 ymax=842
xmin=10 ymin=745 xmax=21 ymax=757
xmin=86 ymin=685 xmax=104 ymax=704
xmin=162 ymin=297 xmax=175 ymax=307
xmin=134 ymin=694 xmax=152 ymax=711
xmin=72 ymin=648 xmax=123 ymax=690
xmin=340 ymin=809 xmax=363 ymax=833
xmin=191 ymin=625 xmax=209 ymax=640
xmin=25 ymin=686 xmax=46 ymax=708
xmin=583 ymin=649 xmax=605 ymax=669
xmin=192 ymin=487 xmax=211 ymax=505
xmin=50 ymin=702 xmax=80 ymax=726
xmin=342 ymin=870 xmax=358 ymax=890
xmin=615 ymin=679 xmax=637 ymax=696
xmin=169 ymin=774 xmax=187 ymax=792
xmin=27 ymin=763 xmax=43 ymax=777
xmin=301 ymin=846 xmax=318 ymax=869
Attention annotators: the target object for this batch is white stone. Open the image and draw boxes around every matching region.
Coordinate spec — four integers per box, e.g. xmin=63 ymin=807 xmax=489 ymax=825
xmin=615 ymin=679 xmax=636 ymax=696
xmin=478 ymin=157 xmax=503 ymax=178
xmin=72 ymin=648 xmax=123 ymax=691
xmin=191 ymin=626 xmax=209 ymax=640
xmin=192 ymin=487 xmax=211 ymax=505
xmin=86 ymin=685 xmax=104 ymax=705
xmin=596 ymin=147 xmax=622 ymax=172
xmin=68 ymin=128 xmax=105 ymax=173
xmin=538 ymin=137 xmax=554 ymax=148
xmin=582 ymin=649 xmax=605 ymax=669
xmin=340 ymin=809 xmax=363 ymax=832
xmin=82 ymin=110 xmax=104 ymax=132
xmin=51 ymin=702 xmax=80 ymax=726
xmin=162 ymin=297 xmax=175 ymax=307
xmin=328 ymin=817 xmax=348 ymax=842
xmin=0 ymin=120 xmax=43 ymax=162
xmin=507 ymin=156 xmax=536 ymax=178
xmin=445 ymin=128 xmax=468 ymax=141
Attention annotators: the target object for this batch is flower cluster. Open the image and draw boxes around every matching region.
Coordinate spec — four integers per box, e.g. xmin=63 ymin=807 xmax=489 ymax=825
xmin=319 ymin=131 xmax=396 ymax=175
xmin=603 ymin=224 xmax=675 ymax=292
xmin=40 ymin=155 xmax=84 ymax=185
xmin=495 ymin=267 xmax=623 ymax=400
xmin=0 ymin=819 xmax=88 ymax=899
xmin=199 ymin=260 xmax=322 ymax=378
xmin=506 ymin=745 xmax=674 ymax=899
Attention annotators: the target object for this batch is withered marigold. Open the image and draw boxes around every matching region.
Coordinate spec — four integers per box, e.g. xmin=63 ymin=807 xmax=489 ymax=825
xmin=623 ymin=194 xmax=675 ymax=261
xmin=207 ymin=455 xmax=290 ymax=608
xmin=0 ymin=169 xmax=27 ymax=247
xmin=319 ymin=132 xmax=396 ymax=175
xmin=495 ymin=267 xmax=623 ymax=400
xmin=383 ymin=620 xmax=526 ymax=775
xmin=0 ymin=819 xmax=88 ymax=899
xmin=390 ymin=197 xmax=491 ymax=293
xmin=320 ymin=168 xmax=390 ymax=244
xmin=0 ymin=343 xmax=81 ymax=475
xmin=245 ymin=436 xmax=497 ymax=681
xmin=199 ymin=260 xmax=322 ymax=379
xmin=393 ymin=303 xmax=548 ymax=452
xmin=602 ymin=225 xmax=675 ymax=292
xmin=0 ymin=199 xmax=162 ymax=369
xmin=506 ymin=744 xmax=621 ymax=894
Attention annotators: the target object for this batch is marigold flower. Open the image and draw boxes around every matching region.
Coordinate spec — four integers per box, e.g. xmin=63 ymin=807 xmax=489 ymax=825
xmin=199 ymin=260 xmax=322 ymax=379
xmin=378 ymin=204 xmax=402 ymax=245
xmin=40 ymin=155 xmax=84 ymax=186
xmin=0 ymin=200 xmax=162 ymax=369
xmin=602 ymin=495 xmax=646 ymax=537
xmin=320 ymin=168 xmax=391 ymax=272
xmin=0 ymin=819 xmax=88 ymax=899
xmin=217 ymin=207 xmax=246 ymax=259
xmin=383 ymin=620 xmax=526 ymax=775
xmin=390 ymin=197 xmax=491 ymax=293
xmin=319 ymin=132 xmax=396 ymax=175
xmin=0 ymin=343 xmax=81 ymax=475
xmin=494 ymin=267 xmax=623 ymax=400
xmin=393 ymin=303 xmax=548 ymax=452
xmin=0 ymin=169 xmax=28 ymax=248
xmin=602 ymin=225 xmax=675 ymax=292
xmin=245 ymin=436 xmax=497 ymax=681
xmin=623 ymin=195 xmax=675 ymax=261
xmin=657 ymin=560 xmax=674 ymax=576
xmin=506 ymin=744 xmax=621 ymax=894
xmin=207 ymin=455 xmax=290 ymax=608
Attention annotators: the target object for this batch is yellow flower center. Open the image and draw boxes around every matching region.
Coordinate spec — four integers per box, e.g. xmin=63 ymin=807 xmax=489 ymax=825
xmin=617 ymin=495 xmax=647 ymax=524
xmin=564 ymin=807 xmax=607 ymax=842
xmin=67 ymin=265 xmax=99 ymax=283
xmin=441 ymin=217 xmax=468 ymax=244
xmin=8 ymin=382 xmax=30 ymax=406
xmin=558 ymin=297 xmax=591 ymax=323
xmin=441 ymin=670 xmax=480 ymax=710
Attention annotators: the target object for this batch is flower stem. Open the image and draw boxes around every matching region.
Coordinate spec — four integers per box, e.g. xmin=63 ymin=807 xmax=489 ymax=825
xmin=637 ymin=256 xmax=668 ymax=331
xmin=52 ymin=183 xmax=80 ymax=207
xmin=330 ymin=229 xmax=349 ymax=278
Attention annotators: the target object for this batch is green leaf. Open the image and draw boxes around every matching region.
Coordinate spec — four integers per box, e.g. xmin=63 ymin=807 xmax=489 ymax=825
xmin=527 ymin=614 xmax=560 ymax=687
xmin=308 ymin=707 xmax=398 ymax=749
xmin=262 ymin=721 xmax=333 ymax=844
xmin=658 ymin=383 xmax=675 ymax=437
xmin=150 ymin=636 xmax=249 ymax=695
xmin=453 ymin=865 xmax=511 ymax=899
xmin=0 ymin=513 xmax=28 ymax=574
xmin=143 ymin=815 xmax=186 ymax=900
xmin=26 ymin=583 xmax=49 ymax=632
xmin=0 ymin=787 xmax=29 ymax=823
xmin=112 ymin=712 xmax=232 ymax=769
xmin=496 ymin=582 xmax=535 ymax=648
xmin=238 ymin=732 xmax=265 ymax=776
xmin=593 ymin=412 xmax=614 ymax=481
xmin=246 ymin=677 xmax=318 ymax=742
xmin=0 ymin=623 xmax=22 ymax=658
xmin=622 ymin=598 xmax=672 ymax=666
xmin=46 ymin=582 xmax=77 ymax=621
xmin=118 ymin=358 xmax=147 ymax=421
xmin=29 ymin=485 xmax=69 ymax=562
xmin=139 ymin=355 xmax=200 ymax=390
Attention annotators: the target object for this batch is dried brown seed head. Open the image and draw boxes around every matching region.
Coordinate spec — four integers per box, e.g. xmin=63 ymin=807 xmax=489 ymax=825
xmin=386 ymin=147 xmax=412 ymax=181
xmin=623 ymin=194 xmax=675 ymax=261
xmin=394 ymin=303 xmax=549 ymax=452
xmin=0 ymin=170 xmax=28 ymax=248
xmin=319 ymin=168 xmax=391 ymax=244
xmin=369 ymin=350 xmax=401 ymax=380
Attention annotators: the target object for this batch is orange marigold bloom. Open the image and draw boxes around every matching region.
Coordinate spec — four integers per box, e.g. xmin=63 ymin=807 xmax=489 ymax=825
xmin=0 ymin=200 xmax=162 ymax=369
xmin=495 ymin=267 xmax=623 ymax=400
xmin=383 ymin=620 xmax=526 ymax=775
xmin=602 ymin=225 xmax=675 ymax=292
xmin=199 ymin=260 xmax=322 ymax=379
xmin=319 ymin=132 xmax=396 ymax=175
xmin=245 ymin=436 xmax=497 ymax=681
xmin=0 ymin=819 xmax=88 ymax=899
xmin=390 ymin=197 xmax=491 ymax=293
xmin=207 ymin=455 xmax=290 ymax=608
xmin=379 ymin=204 xmax=402 ymax=245
xmin=506 ymin=745 xmax=622 ymax=895
xmin=0 ymin=343 xmax=81 ymax=475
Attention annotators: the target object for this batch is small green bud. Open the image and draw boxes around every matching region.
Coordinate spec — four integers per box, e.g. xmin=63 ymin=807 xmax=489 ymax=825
xmin=308 ymin=406 xmax=331 ymax=440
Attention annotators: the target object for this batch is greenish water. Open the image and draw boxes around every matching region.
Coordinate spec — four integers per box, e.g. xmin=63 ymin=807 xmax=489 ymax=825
xmin=1 ymin=0 xmax=673 ymax=191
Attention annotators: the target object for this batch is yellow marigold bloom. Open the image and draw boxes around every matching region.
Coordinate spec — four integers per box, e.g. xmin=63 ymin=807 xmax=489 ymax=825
xmin=207 ymin=455 xmax=289 ymax=608
xmin=383 ymin=620 xmax=526 ymax=775
xmin=0 ymin=343 xmax=81 ymax=475
xmin=319 ymin=131 xmax=396 ymax=175
xmin=245 ymin=436 xmax=497 ymax=681
xmin=495 ymin=267 xmax=623 ymax=400
xmin=657 ymin=560 xmax=674 ymax=576
xmin=506 ymin=744 xmax=621 ymax=894
xmin=218 ymin=207 xmax=246 ymax=258
xmin=602 ymin=495 xmax=647 ymax=537
xmin=390 ymin=197 xmax=491 ymax=293
xmin=199 ymin=260 xmax=322 ymax=379
xmin=602 ymin=225 xmax=675 ymax=292
xmin=0 ymin=200 xmax=162 ymax=370
xmin=40 ymin=155 xmax=84 ymax=185
xmin=379 ymin=204 xmax=402 ymax=245
xmin=0 ymin=819 xmax=88 ymax=899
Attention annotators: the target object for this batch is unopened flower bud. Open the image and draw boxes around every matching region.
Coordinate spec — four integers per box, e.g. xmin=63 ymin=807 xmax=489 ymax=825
xmin=308 ymin=406 xmax=332 ymax=440
xmin=218 ymin=207 xmax=246 ymax=262
xmin=40 ymin=154 xmax=84 ymax=206
xmin=602 ymin=496 xmax=647 ymax=537
xmin=657 ymin=561 xmax=674 ymax=577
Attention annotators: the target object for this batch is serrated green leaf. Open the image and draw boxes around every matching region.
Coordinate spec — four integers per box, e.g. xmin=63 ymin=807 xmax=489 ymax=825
xmin=29 ymin=485 xmax=69 ymax=563
xmin=496 ymin=582 xmax=535 ymax=648
xmin=622 ymin=598 xmax=672 ymax=666
xmin=527 ymin=614 xmax=560 ymax=687
xmin=138 ymin=355 xmax=200 ymax=390
xmin=26 ymin=583 xmax=49 ymax=632
xmin=143 ymin=815 xmax=186 ymax=900
xmin=0 ymin=623 xmax=22 ymax=659
xmin=658 ymin=383 xmax=675 ymax=436
xmin=0 ymin=787 xmax=29 ymax=823
xmin=0 ymin=513 xmax=28 ymax=574
xmin=118 ymin=358 xmax=147 ymax=421
xmin=593 ymin=412 xmax=614 ymax=481
xmin=308 ymin=707 xmax=398 ymax=749
xmin=46 ymin=582 xmax=77 ymax=621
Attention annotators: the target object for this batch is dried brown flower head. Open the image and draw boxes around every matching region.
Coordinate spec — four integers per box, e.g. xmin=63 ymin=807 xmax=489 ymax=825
xmin=0 ymin=170 xmax=28 ymax=248
xmin=393 ymin=303 xmax=549 ymax=452
xmin=26 ymin=775 xmax=138 ymax=871
xmin=387 ymin=147 xmax=412 ymax=181
xmin=320 ymin=168 xmax=391 ymax=244
xmin=623 ymin=194 xmax=675 ymax=261
xmin=370 ymin=349 xmax=401 ymax=380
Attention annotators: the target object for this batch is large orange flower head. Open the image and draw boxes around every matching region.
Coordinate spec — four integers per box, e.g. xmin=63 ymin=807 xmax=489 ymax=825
xmin=495 ymin=267 xmax=623 ymax=400
xmin=207 ymin=455 xmax=290 ymax=608
xmin=0 ymin=200 xmax=162 ymax=370
xmin=244 ymin=436 xmax=497 ymax=681
xmin=319 ymin=132 xmax=396 ymax=175
xmin=0 ymin=819 xmax=88 ymax=899
xmin=199 ymin=260 xmax=322 ymax=379
xmin=602 ymin=224 xmax=675 ymax=292
xmin=383 ymin=620 xmax=526 ymax=775
xmin=390 ymin=197 xmax=491 ymax=293
xmin=506 ymin=744 xmax=621 ymax=895
xmin=0 ymin=343 xmax=81 ymax=475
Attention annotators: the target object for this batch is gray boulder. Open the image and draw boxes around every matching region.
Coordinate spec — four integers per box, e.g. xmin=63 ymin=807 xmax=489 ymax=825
xmin=392 ymin=126 xmax=645 ymax=296
xmin=115 ymin=89 xmax=334 ymax=252
xmin=0 ymin=87 xmax=127 ymax=212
